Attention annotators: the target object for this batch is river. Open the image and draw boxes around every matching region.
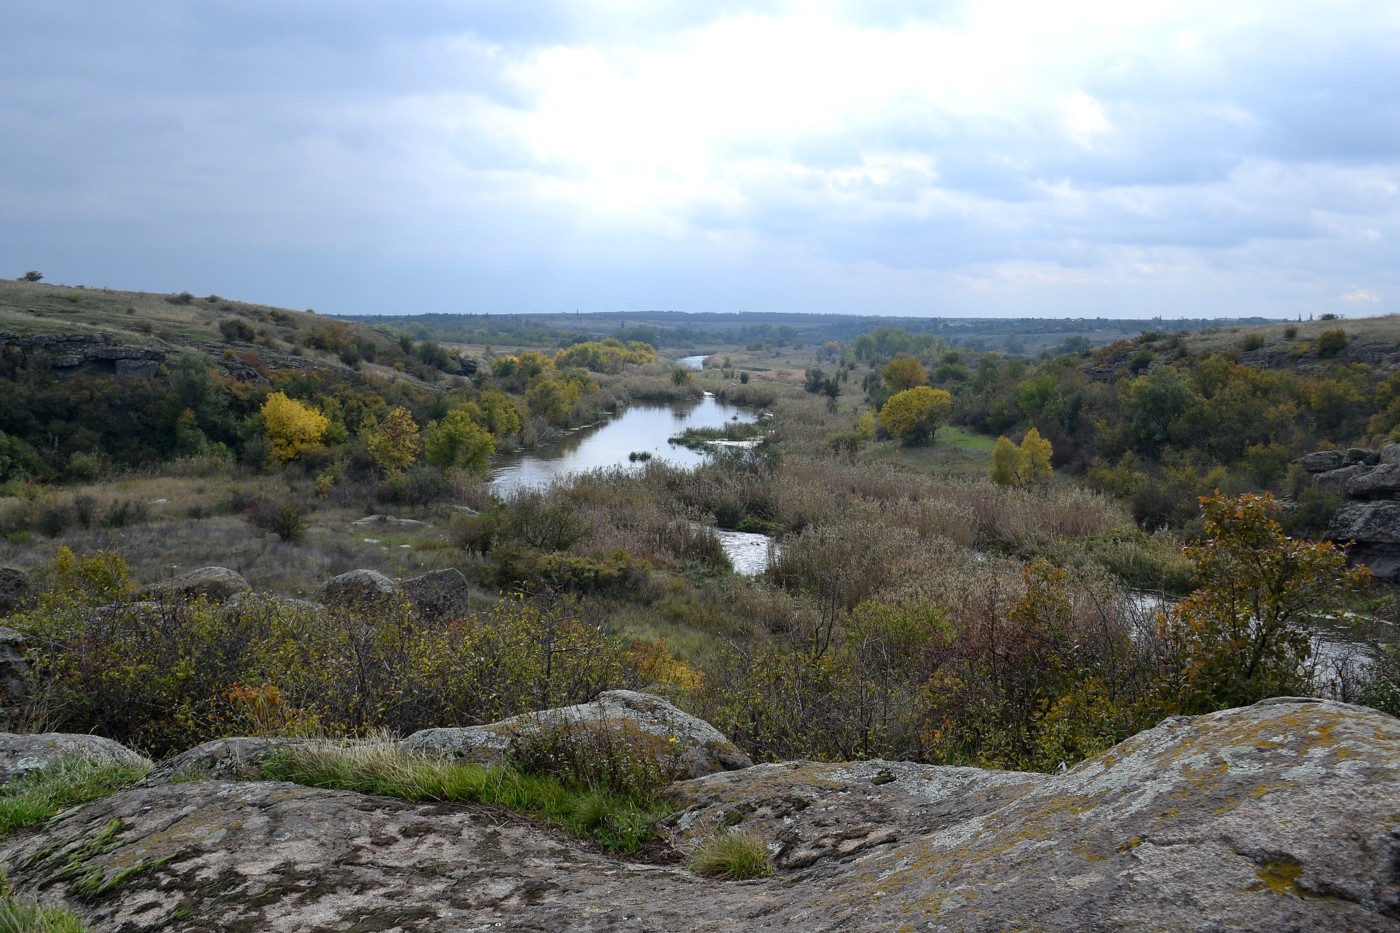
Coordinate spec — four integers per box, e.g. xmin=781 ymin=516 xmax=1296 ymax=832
xmin=489 ymin=394 xmax=754 ymax=496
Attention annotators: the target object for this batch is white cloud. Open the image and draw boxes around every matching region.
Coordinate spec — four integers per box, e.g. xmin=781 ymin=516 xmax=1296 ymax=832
xmin=1343 ymin=288 xmax=1381 ymax=303
xmin=2 ymin=0 xmax=1399 ymax=316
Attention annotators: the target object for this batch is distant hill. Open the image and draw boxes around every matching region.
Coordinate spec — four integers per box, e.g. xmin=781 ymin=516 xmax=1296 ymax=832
xmin=341 ymin=308 xmax=1289 ymax=356
xmin=0 ymin=279 xmax=471 ymax=383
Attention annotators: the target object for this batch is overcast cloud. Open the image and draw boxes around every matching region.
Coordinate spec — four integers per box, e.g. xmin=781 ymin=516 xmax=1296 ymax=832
xmin=2 ymin=0 xmax=1397 ymax=318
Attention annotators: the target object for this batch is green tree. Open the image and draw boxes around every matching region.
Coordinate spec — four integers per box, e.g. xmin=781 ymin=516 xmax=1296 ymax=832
xmin=526 ymin=378 xmax=582 ymax=426
xmin=878 ymin=387 xmax=952 ymax=445
xmin=477 ymin=389 xmax=523 ymax=438
xmin=260 ymin=392 xmax=329 ymax=463
xmin=425 ymin=408 xmax=496 ymax=474
xmin=1154 ymin=492 xmax=1370 ymax=715
xmin=364 ymin=406 xmax=421 ymax=475
xmin=1128 ymin=367 xmax=1197 ymax=452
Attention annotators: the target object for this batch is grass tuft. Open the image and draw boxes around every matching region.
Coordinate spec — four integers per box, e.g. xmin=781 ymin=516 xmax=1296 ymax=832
xmin=687 ymin=829 xmax=773 ymax=880
xmin=0 ymin=759 xmax=151 ymax=840
xmin=0 ymin=889 xmax=89 ymax=932
xmin=260 ymin=738 xmax=669 ymax=855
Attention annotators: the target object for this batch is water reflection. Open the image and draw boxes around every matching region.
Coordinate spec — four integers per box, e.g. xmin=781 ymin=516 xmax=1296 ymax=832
xmin=489 ymin=394 xmax=754 ymax=495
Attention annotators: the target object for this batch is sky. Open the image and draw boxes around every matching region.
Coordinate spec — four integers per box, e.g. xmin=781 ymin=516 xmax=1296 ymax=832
xmin=2 ymin=1 xmax=1397 ymax=319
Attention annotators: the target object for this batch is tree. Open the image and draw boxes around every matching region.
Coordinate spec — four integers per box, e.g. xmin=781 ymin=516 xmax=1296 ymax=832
xmin=473 ymin=391 xmax=515 ymax=438
xmin=990 ymin=428 xmax=1054 ymax=487
xmin=526 ymin=378 xmax=581 ymax=426
xmin=1019 ymin=427 xmax=1053 ymax=484
xmin=878 ymin=387 xmax=952 ymax=445
xmin=19 ymin=271 xmax=42 ymax=283
xmin=425 ymin=408 xmax=496 ymax=474
xmin=260 ymin=392 xmax=329 ymax=463
xmin=1154 ymin=492 xmax=1371 ymax=715
xmin=990 ymin=436 xmax=1021 ymax=486
xmin=364 ymin=406 xmax=421 ymax=475
xmin=881 ymin=357 xmax=928 ymax=392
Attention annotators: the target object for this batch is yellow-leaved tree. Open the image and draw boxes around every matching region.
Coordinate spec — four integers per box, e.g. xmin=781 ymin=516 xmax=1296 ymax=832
xmin=364 ymin=406 xmax=421 ymax=475
xmin=261 ymin=392 xmax=329 ymax=463
xmin=990 ymin=428 xmax=1054 ymax=486
xmin=880 ymin=356 xmax=928 ymax=392
xmin=878 ymin=387 xmax=952 ymax=445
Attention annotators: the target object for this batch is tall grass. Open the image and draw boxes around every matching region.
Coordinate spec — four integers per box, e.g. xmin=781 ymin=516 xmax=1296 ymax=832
xmin=261 ymin=737 xmax=668 ymax=854
xmin=0 ymin=758 xmax=150 ymax=839
xmin=0 ymin=888 xmax=89 ymax=933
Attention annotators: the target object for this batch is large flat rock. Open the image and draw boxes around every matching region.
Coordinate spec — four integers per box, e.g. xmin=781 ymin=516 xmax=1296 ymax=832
xmin=0 ymin=697 xmax=1395 ymax=931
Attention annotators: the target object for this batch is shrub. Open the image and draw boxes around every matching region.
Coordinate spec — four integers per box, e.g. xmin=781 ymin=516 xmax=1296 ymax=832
xmin=244 ymin=496 xmax=306 ymax=542
xmin=1354 ymin=643 xmax=1400 ymax=717
xmin=379 ymin=465 xmax=450 ymax=508
xmin=1317 ymin=329 xmax=1348 ymax=356
xmin=688 ymin=829 xmax=773 ymax=879
xmin=11 ymin=552 xmax=640 ymax=755
xmin=878 ymin=387 xmax=952 ymax=445
xmin=1238 ymin=332 xmax=1266 ymax=351
xmin=507 ymin=720 xmax=675 ymax=804
xmin=33 ymin=501 xmax=72 ymax=538
xmin=218 ymin=318 xmax=256 ymax=342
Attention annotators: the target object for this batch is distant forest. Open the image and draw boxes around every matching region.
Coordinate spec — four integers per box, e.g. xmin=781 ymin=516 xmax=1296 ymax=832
xmin=337 ymin=310 xmax=1285 ymax=356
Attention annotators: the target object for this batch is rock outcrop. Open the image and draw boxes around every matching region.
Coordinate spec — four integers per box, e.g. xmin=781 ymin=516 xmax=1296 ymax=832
xmin=143 ymin=736 xmax=330 ymax=784
xmin=402 ymin=689 xmax=754 ymax=780
xmin=0 ymin=697 xmax=1394 ymax=931
xmin=0 ymin=733 xmax=153 ymax=784
xmin=317 ymin=568 xmax=401 ymax=609
xmin=0 ymin=567 xmax=27 ymax=617
xmin=398 ymin=567 xmax=471 ymax=622
xmin=0 ymin=627 xmax=28 ymax=706
xmin=136 ymin=566 xmax=252 ymax=605
xmin=1299 ymin=444 xmax=1400 ymax=580
xmin=0 ymin=333 xmax=165 ymax=377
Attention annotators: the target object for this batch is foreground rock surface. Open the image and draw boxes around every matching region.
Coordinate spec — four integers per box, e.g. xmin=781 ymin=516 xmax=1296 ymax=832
xmin=0 ymin=697 xmax=1395 ymax=931
xmin=401 ymin=689 xmax=754 ymax=780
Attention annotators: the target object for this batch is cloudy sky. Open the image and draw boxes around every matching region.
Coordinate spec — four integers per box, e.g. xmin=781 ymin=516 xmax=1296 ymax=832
xmin=2 ymin=1 xmax=1397 ymax=319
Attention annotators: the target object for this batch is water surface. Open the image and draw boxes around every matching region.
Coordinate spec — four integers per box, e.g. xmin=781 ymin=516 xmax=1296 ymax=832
xmin=489 ymin=394 xmax=753 ymax=495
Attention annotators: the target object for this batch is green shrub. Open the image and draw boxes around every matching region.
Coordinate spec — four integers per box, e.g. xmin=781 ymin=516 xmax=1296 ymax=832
xmin=12 ymin=549 xmax=641 ymax=755
xmin=1355 ymin=646 xmax=1400 ymax=716
xmin=1317 ymin=329 xmax=1348 ymax=356
xmin=507 ymin=720 xmax=675 ymax=804
xmin=688 ymin=829 xmax=773 ymax=879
